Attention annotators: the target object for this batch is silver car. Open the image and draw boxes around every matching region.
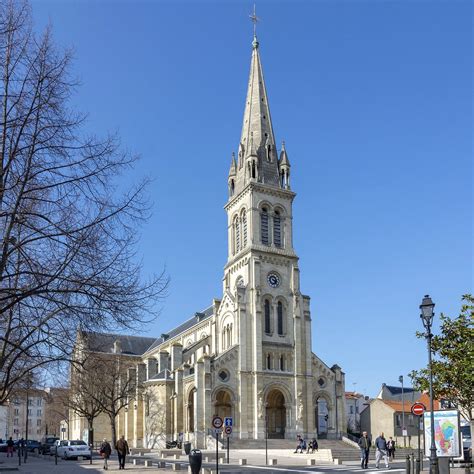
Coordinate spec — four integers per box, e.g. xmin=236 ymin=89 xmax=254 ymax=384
xmin=54 ymin=440 xmax=91 ymax=460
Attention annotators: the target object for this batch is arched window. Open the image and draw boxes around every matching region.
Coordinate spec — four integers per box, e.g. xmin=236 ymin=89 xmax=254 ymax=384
xmin=264 ymin=299 xmax=271 ymax=334
xmin=279 ymin=355 xmax=285 ymax=371
xmin=229 ymin=179 xmax=234 ymax=197
xmin=241 ymin=211 xmax=248 ymax=247
xmin=266 ymin=354 xmax=271 ymax=370
xmin=261 ymin=208 xmax=269 ymax=245
xmin=234 ymin=216 xmax=240 ymax=253
xmin=273 ymin=211 xmax=282 ymax=247
xmin=277 ymin=301 xmax=284 ymax=335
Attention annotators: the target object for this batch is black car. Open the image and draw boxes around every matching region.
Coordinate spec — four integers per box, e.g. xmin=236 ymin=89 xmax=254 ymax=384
xmin=25 ymin=440 xmax=41 ymax=453
xmin=39 ymin=436 xmax=59 ymax=455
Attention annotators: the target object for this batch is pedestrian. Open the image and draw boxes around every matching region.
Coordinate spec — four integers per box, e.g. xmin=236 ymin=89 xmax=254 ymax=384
xmin=312 ymin=438 xmax=318 ymax=452
xmin=306 ymin=438 xmax=318 ymax=453
xmin=358 ymin=431 xmax=371 ymax=469
xmin=6 ymin=437 xmax=14 ymax=457
xmin=375 ymin=432 xmax=390 ymax=469
xmin=99 ymin=438 xmax=112 ymax=470
xmin=115 ymin=435 xmax=129 ymax=470
xmin=294 ymin=434 xmax=303 ymax=453
xmin=387 ymin=437 xmax=396 ymax=461
xmin=300 ymin=437 xmax=307 ymax=453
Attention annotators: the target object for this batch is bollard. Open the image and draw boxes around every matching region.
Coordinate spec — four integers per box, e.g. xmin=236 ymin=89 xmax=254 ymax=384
xmin=415 ymin=457 xmax=420 ymax=474
xmin=406 ymin=455 xmax=411 ymax=474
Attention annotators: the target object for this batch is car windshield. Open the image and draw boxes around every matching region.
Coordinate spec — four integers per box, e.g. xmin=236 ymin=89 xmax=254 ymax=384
xmin=70 ymin=441 xmax=87 ymax=446
xmin=46 ymin=438 xmax=57 ymax=443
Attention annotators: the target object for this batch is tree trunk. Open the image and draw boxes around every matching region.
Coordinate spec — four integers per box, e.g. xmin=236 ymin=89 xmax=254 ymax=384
xmin=110 ymin=413 xmax=118 ymax=449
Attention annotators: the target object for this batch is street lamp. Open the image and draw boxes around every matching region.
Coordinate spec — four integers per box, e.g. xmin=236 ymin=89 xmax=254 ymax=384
xmin=419 ymin=294 xmax=438 ymax=474
xmin=399 ymin=375 xmax=405 ymax=447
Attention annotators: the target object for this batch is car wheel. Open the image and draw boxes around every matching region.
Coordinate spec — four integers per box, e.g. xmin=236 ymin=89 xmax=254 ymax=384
xmin=33 ymin=448 xmax=39 ymax=455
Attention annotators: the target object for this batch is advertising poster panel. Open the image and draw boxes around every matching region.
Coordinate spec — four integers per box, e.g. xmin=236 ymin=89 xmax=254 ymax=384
xmin=423 ymin=410 xmax=461 ymax=458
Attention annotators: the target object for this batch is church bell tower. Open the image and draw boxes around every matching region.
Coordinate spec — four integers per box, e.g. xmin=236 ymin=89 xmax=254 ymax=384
xmin=220 ymin=26 xmax=315 ymax=440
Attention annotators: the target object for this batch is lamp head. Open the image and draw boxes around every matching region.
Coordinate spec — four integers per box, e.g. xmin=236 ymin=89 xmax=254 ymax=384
xmin=419 ymin=294 xmax=435 ymax=328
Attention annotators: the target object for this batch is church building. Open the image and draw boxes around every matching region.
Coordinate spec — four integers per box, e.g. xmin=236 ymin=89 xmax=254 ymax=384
xmin=70 ymin=31 xmax=346 ymax=449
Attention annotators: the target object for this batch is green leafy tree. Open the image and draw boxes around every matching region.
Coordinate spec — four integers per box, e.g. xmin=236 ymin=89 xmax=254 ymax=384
xmin=409 ymin=295 xmax=473 ymax=426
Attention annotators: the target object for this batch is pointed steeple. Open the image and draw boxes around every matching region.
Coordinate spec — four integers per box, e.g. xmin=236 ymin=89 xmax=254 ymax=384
xmin=228 ymin=152 xmax=237 ymax=176
xmin=279 ymin=140 xmax=290 ymax=167
xmin=240 ymin=38 xmax=276 ymax=157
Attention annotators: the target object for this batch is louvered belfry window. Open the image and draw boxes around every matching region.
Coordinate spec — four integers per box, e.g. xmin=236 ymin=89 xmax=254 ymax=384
xmin=274 ymin=211 xmax=282 ymax=247
xmin=242 ymin=211 xmax=248 ymax=247
xmin=277 ymin=301 xmax=284 ymax=335
xmin=264 ymin=299 xmax=271 ymax=334
xmin=261 ymin=208 xmax=269 ymax=245
xmin=234 ymin=216 xmax=240 ymax=253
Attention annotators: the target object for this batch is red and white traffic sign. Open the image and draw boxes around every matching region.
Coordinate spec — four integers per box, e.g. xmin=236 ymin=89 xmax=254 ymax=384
xmin=411 ymin=403 xmax=425 ymax=416
xmin=224 ymin=426 xmax=232 ymax=436
xmin=212 ymin=415 xmax=223 ymax=429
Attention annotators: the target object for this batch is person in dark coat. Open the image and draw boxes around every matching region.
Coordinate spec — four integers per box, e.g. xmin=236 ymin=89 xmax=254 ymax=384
xmin=99 ymin=438 xmax=112 ymax=470
xmin=375 ymin=432 xmax=390 ymax=469
xmin=358 ymin=431 xmax=371 ymax=468
xmin=387 ymin=437 xmax=396 ymax=461
xmin=115 ymin=435 xmax=129 ymax=470
xmin=6 ymin=437 xmax=14 ymax=457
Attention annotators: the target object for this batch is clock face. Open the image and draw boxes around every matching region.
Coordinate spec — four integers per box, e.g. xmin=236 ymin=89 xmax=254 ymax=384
xmin=267 ymin=272 xmax=281 ymax=288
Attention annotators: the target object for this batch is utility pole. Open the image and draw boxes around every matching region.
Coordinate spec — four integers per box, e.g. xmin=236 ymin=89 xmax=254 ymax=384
xmin=399 ymin=375 xmax=406 ymax=448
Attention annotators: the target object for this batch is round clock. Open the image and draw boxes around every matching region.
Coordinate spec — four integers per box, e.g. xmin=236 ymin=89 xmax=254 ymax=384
xmin=267 ymin=272 xmax=281 ymax=288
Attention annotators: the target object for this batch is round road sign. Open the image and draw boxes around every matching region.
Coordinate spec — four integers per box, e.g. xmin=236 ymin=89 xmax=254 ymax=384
xmin=224 ymin=426 xmax=232 ymax=435
xmin=212 ymin=416 xmax=223 ymax=429
xmin=411 ymin=403 xmax=425 ymax=416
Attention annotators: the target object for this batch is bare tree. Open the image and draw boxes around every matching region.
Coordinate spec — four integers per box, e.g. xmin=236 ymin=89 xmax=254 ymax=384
xmin=143 ymin=387 xmax=167 ymax=449
xmin=0 ymin=0 xmax=167 ymax=402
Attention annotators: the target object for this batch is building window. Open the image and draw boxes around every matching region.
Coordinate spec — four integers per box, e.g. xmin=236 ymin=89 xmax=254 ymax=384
xmin=14 ymin=408 xmax=19 ymax=416
xmin=241 ymin=211 xmax=247 ymax=247
xmin=266 ymin=354 xmax=271 ymax=370
xmin=27 ymin=409 xmax=32 ymax=416
xmin=273 ymin=211 xmax=282 ymax=247
xmin=318 ymin=377 xmax=326 ymax=388
xmin=36 ymin=419 xmax=42 ymax=426
xmin=218 ymin=370 xmax=230 ymax=382
xmin=279 ymin=355 xmax=284 ymax=371
xmin=350 ymin=406 xmax=354 ymax=414
xmin=396 ymin=414 xmax=402 ymax=427
xmin=37 ymin=399 xmax=42 ymax=407
xmin=277 ymin=301 xmax=284 ymax=335
xmin=37 ymin=409 xmax=42 ymax=417
xmin=234 ymin=216 xmax=240 ymax=253
xmin=261 ymin=208 xmax=269 ymax=245
xmin=14 ymin=418 xmax=18 ymax=426
xmin=264 ymin=299 xmax=271 ymax=334
xmin=356 ymin=406 xmax=359 ymax=414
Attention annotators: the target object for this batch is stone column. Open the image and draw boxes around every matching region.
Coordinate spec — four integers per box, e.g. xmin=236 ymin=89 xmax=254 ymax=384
xmin=147 ymin=358 xmax=158 ymax=379
xmin=170 ymin=344 xmax=183 ymax=371
xmin=158 ymin=351 xmax=169 ymax=373
xmin=174 ymin=368 xmax=184 ymax=438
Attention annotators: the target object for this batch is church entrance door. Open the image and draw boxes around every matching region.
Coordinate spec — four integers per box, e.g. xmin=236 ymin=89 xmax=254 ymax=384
xmin=315 ymin=397 xmax=328 ymax=438
xmin=214 ymin=390 xmax=232 ymax=420
xmin=188 ymin=389 xmax=196 ymax=433
xmin=266 ymin=389 xmax=286 ymax=439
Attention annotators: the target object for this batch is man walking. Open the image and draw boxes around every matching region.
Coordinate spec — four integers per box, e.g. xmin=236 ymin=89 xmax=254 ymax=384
xmin=358 ymin=431 xmax=371 ymax=469
xmin=375 ymin=432 xmax=390 ymax=469
xmin=100 ymin=438 xmax=112 ymax=470
xmin=6 ymin=437 xmax=14 ymax=457
xmin=115 ymin=435 xmax=129 ymax=470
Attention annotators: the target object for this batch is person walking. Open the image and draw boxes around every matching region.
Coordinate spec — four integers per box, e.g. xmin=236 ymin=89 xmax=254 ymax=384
xmin=99 ymin=438 xmax=112 ymax=470
xmin=387 ymin=437 xmax=396 ymax=461
xmin=6 ymin=437 xmax=14 ymax=457
xmin=115 ymin=435 xmax=129 ymax=470
xmin=358 ymin=431 xmax=371 ymax=469
xmin=375 ymin=432 xmax=390 ymax=469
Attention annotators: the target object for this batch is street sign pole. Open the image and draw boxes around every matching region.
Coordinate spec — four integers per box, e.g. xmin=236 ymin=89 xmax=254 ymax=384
xmin=227 ymin=435 xmax=229 ymax=464
xmin=216 ymin=431 xmax=219 ymax=474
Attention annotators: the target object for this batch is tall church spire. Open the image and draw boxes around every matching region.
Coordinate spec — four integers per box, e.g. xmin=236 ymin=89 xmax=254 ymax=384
xmin=240 ymin=37 xmax=276 ymax=160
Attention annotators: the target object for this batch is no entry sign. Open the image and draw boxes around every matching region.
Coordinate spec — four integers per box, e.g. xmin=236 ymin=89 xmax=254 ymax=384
xmin=411 ymin=403 xmax=425 ymax=416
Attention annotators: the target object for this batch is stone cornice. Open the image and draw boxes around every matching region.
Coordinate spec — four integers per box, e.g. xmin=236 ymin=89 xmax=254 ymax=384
xmin=224 ymin=245 xmax=298 ymax=271
xmin=224 ymin=182 xmax=295 ymax=211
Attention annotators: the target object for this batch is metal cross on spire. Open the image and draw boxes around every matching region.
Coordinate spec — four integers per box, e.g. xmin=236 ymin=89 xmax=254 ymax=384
xmin=249 ymin=4 xmax=259 ymax=38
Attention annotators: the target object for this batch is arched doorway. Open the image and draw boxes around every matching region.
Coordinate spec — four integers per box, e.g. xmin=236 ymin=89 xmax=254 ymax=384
xmin=214 ymin=390 xmax=232 ymax=420
xmin=266 ymin=389 xmax=286 ymax=439
xmin=315 ymin=397 xmax=329 ymax=438
xmin=187 ymin=389 xmax=196 ymax=433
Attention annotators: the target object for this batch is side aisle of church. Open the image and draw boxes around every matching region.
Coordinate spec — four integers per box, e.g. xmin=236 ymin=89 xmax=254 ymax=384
xmin=70 ymin=32 xmax=346 ymax=449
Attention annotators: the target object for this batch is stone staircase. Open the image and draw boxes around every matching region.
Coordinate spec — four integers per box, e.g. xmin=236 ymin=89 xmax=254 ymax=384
xmin=318 ymin=440 xmax=360 ymax=462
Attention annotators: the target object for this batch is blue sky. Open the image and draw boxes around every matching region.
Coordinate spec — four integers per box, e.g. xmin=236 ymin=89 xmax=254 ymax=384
xmin=31 ymin=0 xmax=472 ymax=397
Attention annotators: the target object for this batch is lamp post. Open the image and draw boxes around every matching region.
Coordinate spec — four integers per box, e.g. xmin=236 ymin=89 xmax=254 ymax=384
xmin=419 ymin=294 xmax=438 ymax=474
xmin=399 ymin=375 xmax=405 ymax=447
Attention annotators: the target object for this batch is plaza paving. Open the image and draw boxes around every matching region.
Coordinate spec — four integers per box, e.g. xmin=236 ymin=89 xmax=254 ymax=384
xmin=0 ymin=453 xmax=469 ymax=474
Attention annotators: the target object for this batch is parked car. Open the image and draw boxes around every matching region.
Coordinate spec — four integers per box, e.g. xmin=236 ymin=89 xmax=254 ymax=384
xmin=39 ymin=436 xmax=59 ymax=455
xmin=25 ymin=440 xmax=41 ymax=453
xmin=54 ymin=440 xmax=90 ymax=460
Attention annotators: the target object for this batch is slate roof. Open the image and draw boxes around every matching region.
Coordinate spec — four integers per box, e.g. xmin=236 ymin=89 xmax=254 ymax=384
xmin=144 ymin=305 xmax=214 ymax=354
xmin=384 ymin=385 xmax=417 ymax=395
xmin=80 ymin=331 xmax=156 ymax=356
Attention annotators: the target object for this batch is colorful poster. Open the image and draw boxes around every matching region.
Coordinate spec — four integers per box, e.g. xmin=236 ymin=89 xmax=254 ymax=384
xmin=423 ymin=410 xmax=461 ymax=458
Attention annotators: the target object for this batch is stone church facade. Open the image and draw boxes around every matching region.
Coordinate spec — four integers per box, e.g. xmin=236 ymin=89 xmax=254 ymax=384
xmin=70 ymin=33 xmax=346 ymax=449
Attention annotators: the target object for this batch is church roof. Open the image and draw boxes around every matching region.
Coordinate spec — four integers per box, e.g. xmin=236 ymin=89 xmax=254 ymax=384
xmin=144 ymin=305 xmax=214 ymax=354
xmin=80 ymin=331 xmax=156 ymax=356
